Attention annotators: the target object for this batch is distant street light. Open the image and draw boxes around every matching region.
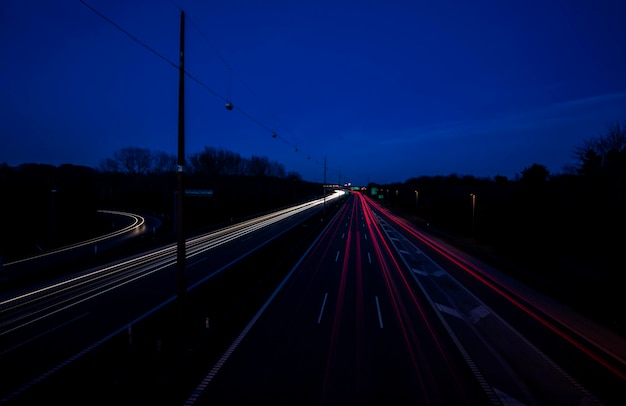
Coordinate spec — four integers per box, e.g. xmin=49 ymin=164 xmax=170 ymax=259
xmin=414 ymin=190 xmax=419 ymax=211
xmin=470 ymin=193 xmax=476 ymax=239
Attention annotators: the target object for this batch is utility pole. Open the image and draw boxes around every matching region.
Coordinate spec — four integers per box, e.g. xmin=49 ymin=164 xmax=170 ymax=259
xmin=176 ymin=10 xmax=186 ymax=303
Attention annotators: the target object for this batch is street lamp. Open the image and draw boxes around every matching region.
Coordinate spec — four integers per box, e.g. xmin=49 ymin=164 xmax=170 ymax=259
xmin=414 ymin=190 xmax=419 ymax=211
xmin=470 ymin=193 xmax=476 ymax=239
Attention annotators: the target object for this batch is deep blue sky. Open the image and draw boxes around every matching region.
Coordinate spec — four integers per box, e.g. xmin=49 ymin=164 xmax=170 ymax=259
xmin=2 ymin=1 xmax=626 ymax=185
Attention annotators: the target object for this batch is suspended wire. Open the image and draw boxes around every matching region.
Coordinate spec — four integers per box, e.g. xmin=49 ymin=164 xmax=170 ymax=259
xmin=168 ymin=0 xmax=277 ymax=125
xmin=80 ymin=0 xmax=337 ymax=179
xmin=79 ymin=0 xmax=177 ymax=70
xmin=184 ymin=13 xmax=277 ymax=122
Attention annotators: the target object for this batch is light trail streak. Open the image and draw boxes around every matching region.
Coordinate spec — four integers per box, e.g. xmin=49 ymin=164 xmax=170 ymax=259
xmin=357 ymin=192 xmax=472 ymax=401
xmin=288 ymin=197 xmax=352 ymax=287
xmin=354 ymin=203 xmax=364 ymax=394
xmin=357 ymin=194 xmax=428 ymax=396
xmin=1 ymin=192 xmax=345 ymax=332
xmin=184 ymin=195 xmax=348 ymax=406
xmin=365 ymin=194 xmax=626 ymax=383
xmin=322 ymin=196 xmax=357 ymax=402
xmin=1 ymin=192 xmax=352 ymax=405
xmin=5 ymin=210 xmax=145 ymax=266
xmin=0 ymin=313 xmax=89 ymax=356
xmin=1 ymin=259 xmax=174 ymax=337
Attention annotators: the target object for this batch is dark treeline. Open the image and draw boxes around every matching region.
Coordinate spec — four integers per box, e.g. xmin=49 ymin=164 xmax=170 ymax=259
xmin=373 ymin=121 xmax=626 ymax=333
xmin=0 ymin=146 xmax=319 ymax=262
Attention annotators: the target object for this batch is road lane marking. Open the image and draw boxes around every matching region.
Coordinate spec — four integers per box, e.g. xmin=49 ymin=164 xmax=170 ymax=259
xmin=0 ymin=312 xmax=90 ymax=356
xmin=317 ymin=293 xmax=329 ymax=324
xmin=435 ymin=303 xmax=464 ymax=319
xmin=335 ymin=250 xmax=340 ymax=262
xmin=188 ymin=257 xmax=207 ymax=267
xmin=375 ymin=296 xmax=384 ymax=328
xmin=469 ymin=305 xmax=490 ymax=324
xmin=368 ymin=252 xmax=372 ymax=264
xmin=342 ymin=232 xmax=345 ymax=239
xmin=184 ymin=211 xmax=340 ymax=405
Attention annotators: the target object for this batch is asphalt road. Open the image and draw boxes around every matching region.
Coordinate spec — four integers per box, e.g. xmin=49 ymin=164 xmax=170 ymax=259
xmin=0 ymin=195 xmax=344 ymax=405
xmin=189 ymin=193 xmax=491 ymax=405
xmin=186 ymin=192 xmax=626 ymax=405
xmin=2 ymin=191 xmax=625 ymax=405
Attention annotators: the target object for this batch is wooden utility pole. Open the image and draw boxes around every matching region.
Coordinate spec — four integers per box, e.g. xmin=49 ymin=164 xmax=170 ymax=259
xmin=176 ymin=10 xmax=186 ymax=302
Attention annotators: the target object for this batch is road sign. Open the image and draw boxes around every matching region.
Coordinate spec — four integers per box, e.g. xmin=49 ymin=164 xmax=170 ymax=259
xmin=185 ymin=189 xmax=214 ymax=196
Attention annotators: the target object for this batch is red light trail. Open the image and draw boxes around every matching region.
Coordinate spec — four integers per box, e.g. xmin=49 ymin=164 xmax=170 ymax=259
xmin=364 ymin=194 xmax=626 ymax=384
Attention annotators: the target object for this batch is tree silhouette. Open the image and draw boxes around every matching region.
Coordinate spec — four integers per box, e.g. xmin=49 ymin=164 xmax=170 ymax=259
xmin=114 ymin=147 xmax=152 ymax=175
xmin=520 ymin=163 xmax=550 ymax=186
xmin=100 ymin=147 xmax=176 ymax=175
xmin=188 ymin=147 xmax=289 ymax=178
xmin=574 ymin=121 xmax=626 ymax=176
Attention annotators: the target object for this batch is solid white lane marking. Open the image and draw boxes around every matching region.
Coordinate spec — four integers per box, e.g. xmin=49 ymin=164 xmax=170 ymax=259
xmin=188 ymin=257 xmax=207 ymax=267
xmin=0 ymin=313 xmax=90 ymax=356
xmin=317 ymin=293 xmax=329 ymax=324
xmin=375 ymin=296 xmax=384 ymax=328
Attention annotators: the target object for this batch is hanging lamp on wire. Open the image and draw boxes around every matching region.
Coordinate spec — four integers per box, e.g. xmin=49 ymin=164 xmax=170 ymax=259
xmin=225 ymin=65 xmax=234 ymax=110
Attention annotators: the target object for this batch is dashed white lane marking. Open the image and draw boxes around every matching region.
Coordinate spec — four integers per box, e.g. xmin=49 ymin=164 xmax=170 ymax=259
xmin=317 ymin=293 xmax=329 ymax=324
xmin=375 ymin=296 xmax=384 ymax=329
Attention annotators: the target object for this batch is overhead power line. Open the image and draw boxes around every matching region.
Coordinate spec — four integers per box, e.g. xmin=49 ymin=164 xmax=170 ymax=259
xmin=79 ymin=0 xmax=343 ymax=181
xmin=167 ymin=0 xmax=274 ymax=120
xmin=79 ymin=0 xmax=177 ymax=70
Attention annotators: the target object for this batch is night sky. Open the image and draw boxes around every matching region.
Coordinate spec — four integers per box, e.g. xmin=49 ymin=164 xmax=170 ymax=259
xmin=2 ymin=0 xmax=626 ymax=185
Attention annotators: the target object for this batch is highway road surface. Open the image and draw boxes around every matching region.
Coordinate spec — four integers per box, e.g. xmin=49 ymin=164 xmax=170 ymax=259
xmin=185 ymin=192 xmax=626 ymax=405
xmin=0 ymin=192 xmax=344 ymax=404
xmin=2 ymin=190 xmax=625 ymax=405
